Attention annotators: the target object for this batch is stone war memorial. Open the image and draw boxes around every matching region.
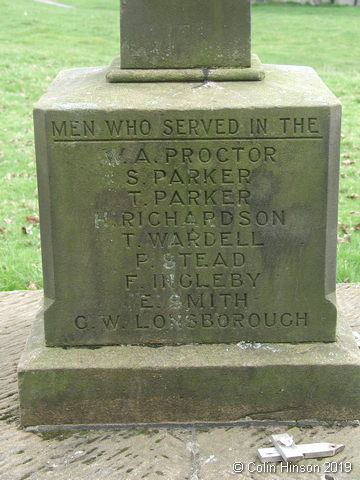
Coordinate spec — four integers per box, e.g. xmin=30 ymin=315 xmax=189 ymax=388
xmin=17 ymin=0 xmax=360 ymax=426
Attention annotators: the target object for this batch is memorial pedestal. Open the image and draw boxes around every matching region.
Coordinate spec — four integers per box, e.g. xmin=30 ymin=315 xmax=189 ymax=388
xmin=18 ymin=63 xmax=353 ymax=425
xmin=34 ymin=64 xmax=340 ymax=347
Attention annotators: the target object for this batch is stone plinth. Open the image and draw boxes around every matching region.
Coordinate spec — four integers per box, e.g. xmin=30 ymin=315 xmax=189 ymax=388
xmin=34 ymin=64 xmax=340 ymax=347
xmin=18 ymin=298 xmax=360 ymax=426
xmin=1 ymin=287 xmax=358 ymax=477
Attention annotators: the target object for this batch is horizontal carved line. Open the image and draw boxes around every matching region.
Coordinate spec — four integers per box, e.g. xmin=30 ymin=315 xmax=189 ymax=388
xmin=53 ymin=136 xmax=324 ymax=143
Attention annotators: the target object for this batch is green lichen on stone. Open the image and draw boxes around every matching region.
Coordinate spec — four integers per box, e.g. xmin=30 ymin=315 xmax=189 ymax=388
xmin=17 ymin=313 xmax=360 ymax=426
xmin=34 ymin=64 xmax=340 ymax=347
xmin=120 ymin=0 xmax=251 ymax=69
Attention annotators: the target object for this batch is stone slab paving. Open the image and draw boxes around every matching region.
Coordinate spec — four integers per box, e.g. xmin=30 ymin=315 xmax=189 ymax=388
xmin=0 ymin=285 xmax=359 ymax=480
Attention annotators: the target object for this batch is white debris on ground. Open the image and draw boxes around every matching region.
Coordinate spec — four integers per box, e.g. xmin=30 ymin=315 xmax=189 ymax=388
xmin=353 ymin=330 xmax=360 ymax=347
xmin=236 ymin=341 xmax=281 ymax=352
xmin=236 ymin=341 xmax=263 ymax=350
xmin=271 ymin=434 xmax=304 ymax=462
xmin=204 ymin=455 xmax=217 ymax=464
xmin=258 ymin=433 xmax=345 ymax=463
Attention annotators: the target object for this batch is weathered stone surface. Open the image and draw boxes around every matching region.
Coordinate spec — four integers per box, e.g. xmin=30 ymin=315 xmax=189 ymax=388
xmin=197 ymin=424 xmax=360 ymax=479
xmin=0 ymin=287 xmax=357 ymax=478
xmin=18 ymin=306 xmax=360 ymax=426
xmin=34 ymin=64 xmax=340 ymax=346
xmin=120 ymin=0 xmax=251 ymax=69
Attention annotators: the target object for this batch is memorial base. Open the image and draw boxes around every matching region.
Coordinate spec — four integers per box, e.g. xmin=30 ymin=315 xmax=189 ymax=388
xmin=18 ymin=312 xmax=360 ymax=426
xmin=106 ymin=54 xmax=265 ymax=82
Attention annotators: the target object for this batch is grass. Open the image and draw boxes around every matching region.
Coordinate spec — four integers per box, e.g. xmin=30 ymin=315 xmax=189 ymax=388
xmin=0 ymin=1 xmax=359 ymax=290
xmin=251 ymin=3 xmax=360 ymax=282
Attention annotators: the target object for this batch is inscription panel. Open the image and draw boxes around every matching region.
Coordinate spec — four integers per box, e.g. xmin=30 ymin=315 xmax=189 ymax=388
xmin=40 ymin=109 xmax=337 ymax=345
